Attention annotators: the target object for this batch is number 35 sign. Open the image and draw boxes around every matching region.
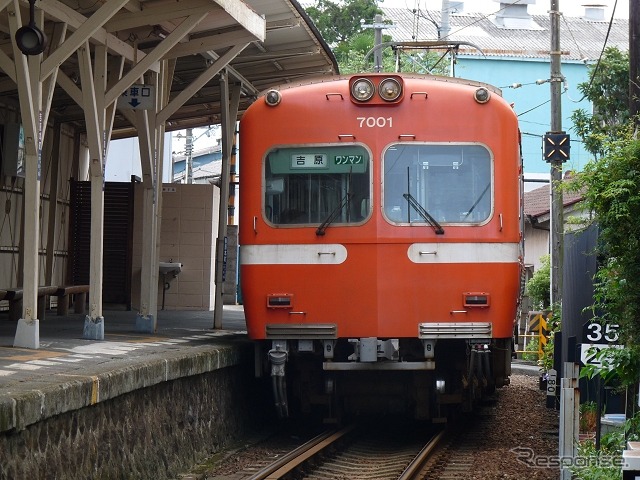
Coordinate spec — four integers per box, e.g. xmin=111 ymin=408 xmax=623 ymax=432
xmin=580 ymin=321 xmax=622 ymax=367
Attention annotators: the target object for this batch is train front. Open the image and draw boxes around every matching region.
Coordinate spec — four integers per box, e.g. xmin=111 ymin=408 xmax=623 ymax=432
xmin=239 ymin=74 xmax=522 ymax=420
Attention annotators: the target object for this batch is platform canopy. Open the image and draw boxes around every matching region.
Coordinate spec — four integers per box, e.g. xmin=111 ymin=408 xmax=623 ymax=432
xmin=0 ymin=0 xmax=338 ymax=137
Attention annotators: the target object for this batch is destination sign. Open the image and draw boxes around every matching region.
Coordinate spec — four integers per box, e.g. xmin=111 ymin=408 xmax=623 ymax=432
xmin=291 ymin=154 xmax=328 ymax=169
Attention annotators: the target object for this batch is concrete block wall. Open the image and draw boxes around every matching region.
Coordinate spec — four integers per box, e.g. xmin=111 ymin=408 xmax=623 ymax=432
xmin=132 ymin=183 xmax=219 ymax=311
xmin=159 ymin=184 xmax=219 ymax=310
xmin=131 ymin=183 xmax=240 ymax=311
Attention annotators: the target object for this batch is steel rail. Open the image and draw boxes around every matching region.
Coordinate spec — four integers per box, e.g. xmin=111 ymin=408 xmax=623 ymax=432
xmin=246 ymin=424 xmax=356 ymax=480
xmin=397 ymin=429 xmax=447 ymax=480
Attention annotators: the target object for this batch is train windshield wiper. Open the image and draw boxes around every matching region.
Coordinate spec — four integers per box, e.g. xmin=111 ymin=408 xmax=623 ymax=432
xmin=316 ymin=193 xmax=351 ymax=236
xmin=403 ymin=193 xmax=445 ymax=235
xmin=463 ymin=183 xmax=490 ymax=220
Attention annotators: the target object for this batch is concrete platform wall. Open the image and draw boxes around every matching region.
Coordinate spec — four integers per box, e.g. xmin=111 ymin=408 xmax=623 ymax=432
xmin=0 ymin=362 xmax=270 ymax=480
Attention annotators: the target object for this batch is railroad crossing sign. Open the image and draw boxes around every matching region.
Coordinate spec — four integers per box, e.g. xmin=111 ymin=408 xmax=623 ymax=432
xmin=117 ymin=84 xmax=155 ymax=110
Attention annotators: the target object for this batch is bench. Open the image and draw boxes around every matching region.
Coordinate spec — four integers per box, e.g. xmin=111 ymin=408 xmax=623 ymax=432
xmin=55 ymin=285 xmax=89 ymax=316
xmin=5 ymin=285 xmax=89 ymax=321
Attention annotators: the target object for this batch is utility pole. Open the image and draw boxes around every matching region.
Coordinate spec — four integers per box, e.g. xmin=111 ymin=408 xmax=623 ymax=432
xmin=545 ymin=0 xmax=568 ymax=309
xmin=185 ymin=127 xmax=193 ymax=184
xmin=362 ymin=14 xmax=387 ymax=72
xmin=631 ymin=0 xmax=640 ymax=125
xmin=546 ymin=3 xmax=575 ymax=479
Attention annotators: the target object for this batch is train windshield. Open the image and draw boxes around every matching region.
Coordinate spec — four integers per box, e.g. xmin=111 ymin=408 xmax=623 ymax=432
xmin=383 ymin=144 xmax=492 ymax=225
xmin=264 ymin=145 xmax=371 ymax=226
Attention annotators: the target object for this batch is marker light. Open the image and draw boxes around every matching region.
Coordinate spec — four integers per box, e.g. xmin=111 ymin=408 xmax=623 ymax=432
xmin=474 ymin=87 xmax=490 ymax=104
xmin=267 ymin=293 xmax=292 ymax=308
xmin=351 ymin=78 xmax=375 ymax=102
xmin=378 ymin=77 xmax=402 ymax=101
xmin=464 ymin=292 xmax=490 ymax=307
xmin=265 ymin=89 xmax=281 ymax=106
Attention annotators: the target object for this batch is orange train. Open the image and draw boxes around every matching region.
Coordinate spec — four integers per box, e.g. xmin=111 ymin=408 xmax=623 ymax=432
xmin=239 ymin=74 xmax=523 ymax=420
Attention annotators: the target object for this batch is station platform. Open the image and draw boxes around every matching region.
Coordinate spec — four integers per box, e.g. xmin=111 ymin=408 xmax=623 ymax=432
xmin=0 ymin=305 xmax=249 ymax=434
xmin=0 ymin=307 xmax=540 ymax=433
xmin=511 ymin=359 xmax=542 ymax=377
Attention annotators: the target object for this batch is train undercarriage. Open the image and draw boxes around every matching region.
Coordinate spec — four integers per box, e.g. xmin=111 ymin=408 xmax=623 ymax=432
xmin=257 ymin=335 xmax=512 ymax=421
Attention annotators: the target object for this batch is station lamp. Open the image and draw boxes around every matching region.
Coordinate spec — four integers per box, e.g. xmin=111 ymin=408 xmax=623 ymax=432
xmin=15 ymin=0 xmax=47 ymax=56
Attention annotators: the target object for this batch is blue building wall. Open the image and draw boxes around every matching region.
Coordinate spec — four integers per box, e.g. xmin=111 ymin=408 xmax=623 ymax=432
xmin=457 ymin=57 xmax=592 ymax=174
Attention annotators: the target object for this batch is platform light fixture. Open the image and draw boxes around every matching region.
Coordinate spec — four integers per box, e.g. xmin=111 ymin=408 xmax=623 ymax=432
xmin=15 ymin=0 xmax=47 ymax=56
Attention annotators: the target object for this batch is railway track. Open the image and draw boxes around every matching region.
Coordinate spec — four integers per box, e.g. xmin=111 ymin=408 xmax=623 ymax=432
xmin=202 ymin=402 xmax=499 ymax=480
xmin=245 ymin=423 xmax=446 ymax=480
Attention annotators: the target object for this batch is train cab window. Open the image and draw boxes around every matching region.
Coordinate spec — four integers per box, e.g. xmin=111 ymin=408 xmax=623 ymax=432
xmin=264 ymin=145 xmax=371 ymax=226
xmin=383 ymin=144 xmax=492 ymax=225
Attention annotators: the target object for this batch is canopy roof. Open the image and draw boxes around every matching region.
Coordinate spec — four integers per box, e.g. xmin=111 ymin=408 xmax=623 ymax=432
xmin=0 ymin=0 xmax=338 ymax=137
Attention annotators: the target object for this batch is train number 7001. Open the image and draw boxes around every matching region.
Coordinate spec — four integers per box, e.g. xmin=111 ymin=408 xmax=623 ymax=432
xmin=357 ymin=116 xmax=393 ymax=128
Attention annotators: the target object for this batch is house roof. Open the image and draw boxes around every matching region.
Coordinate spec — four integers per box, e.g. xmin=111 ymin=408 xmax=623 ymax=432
xmin=524 ymin=184 xmax=583 ymax=218
xmin=381 ymin=6 xmax=628 ymax=62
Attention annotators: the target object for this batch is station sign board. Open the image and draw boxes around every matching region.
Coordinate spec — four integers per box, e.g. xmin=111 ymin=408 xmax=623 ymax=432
xmin=117 ymin=84 xmax=155 ymax=110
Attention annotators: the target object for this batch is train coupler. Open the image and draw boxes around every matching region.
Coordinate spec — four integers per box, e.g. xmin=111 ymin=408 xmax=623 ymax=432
xmin=347 ymin=338 xmax=399 ymax=362
xmin=268 ymin=341 xmax=289 ymax=418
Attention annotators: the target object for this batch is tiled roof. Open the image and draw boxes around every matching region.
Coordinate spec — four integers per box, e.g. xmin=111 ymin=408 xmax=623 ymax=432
xmin=524 ymin=184 xmax=583 ymax=217
xmin=381 ymin=7 xmax=628 ymax=61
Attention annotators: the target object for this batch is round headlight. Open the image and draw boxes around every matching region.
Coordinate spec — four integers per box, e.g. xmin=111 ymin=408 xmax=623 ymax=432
xmin=351 ymin=78 xmax=375 ymax=102
xmin=265 ymin=89 xmax=281 ymax=106
xmin=378 ymin=78 xmax=402 ymax=101
xmin=474 ymin=87 xmax=490 ymax=104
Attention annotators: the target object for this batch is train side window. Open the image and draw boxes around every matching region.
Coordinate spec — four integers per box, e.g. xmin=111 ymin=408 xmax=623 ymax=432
xmin=383 ymin=144 xmax=492 ymax=225
xmin=264 ymin=145 xmax=371 ymax=227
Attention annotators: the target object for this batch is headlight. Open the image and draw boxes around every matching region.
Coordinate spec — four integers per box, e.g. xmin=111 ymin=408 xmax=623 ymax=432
xmin=265 ymin=89 xmax=281 ymax=106
xmin=378 ymin=77 xmax=402 ymax=101
xmin=351 ymin=78 xmax=375 ymax=102
xmin=474 ymin=87 xmax=490 ymax=104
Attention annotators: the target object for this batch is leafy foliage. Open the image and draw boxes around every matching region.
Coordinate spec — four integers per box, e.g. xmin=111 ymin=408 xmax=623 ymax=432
xmin=305 ymin=0 xmax=382 ymax=47
xmin=525 ymin=254 xmax=551 ymax=310
xmin=571 ymin=47 xmax=630 ymax=157
xmin=570 ymin=432 xmax=623 ymax=480
xmin=569 ymin=127 xmax=640 ymax=391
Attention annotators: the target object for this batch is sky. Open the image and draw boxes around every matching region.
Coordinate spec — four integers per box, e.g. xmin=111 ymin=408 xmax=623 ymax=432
xmin=378 ymin=0 xmax=629 ymax=19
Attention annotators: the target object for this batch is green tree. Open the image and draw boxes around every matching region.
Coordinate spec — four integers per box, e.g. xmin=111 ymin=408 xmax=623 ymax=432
xmin=571 ymin=46 xmax=630 ymax=157
xmin=305 ymin=0 xmax=382 ymax=47
xmin=305 ymin=0 xmax=449 ymax=74
xmin=525 ymin=254 xmax=550 ymax=310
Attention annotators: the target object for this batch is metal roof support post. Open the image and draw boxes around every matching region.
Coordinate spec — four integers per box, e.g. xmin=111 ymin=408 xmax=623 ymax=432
xmin=78 ymin=41 xmax=106 ymax=340
xmin=213 ymin=70 xmax=241 ymax=329
xmin=44 ymin=123 xmax=61 ymax=286
xmin=8 ymin=0 xmax=46 ymax=349
xmin=135 ymin=63 xmax=169 ymax=332
xmin=133 ymin=73 xmax=163 ymax=332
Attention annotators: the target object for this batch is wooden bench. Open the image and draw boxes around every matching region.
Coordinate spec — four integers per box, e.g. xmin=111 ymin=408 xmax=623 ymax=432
xmin=5 ymin=285 xmax=89 ymax=321
xmin=55 ymin=285 xmax=89 ymax=315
